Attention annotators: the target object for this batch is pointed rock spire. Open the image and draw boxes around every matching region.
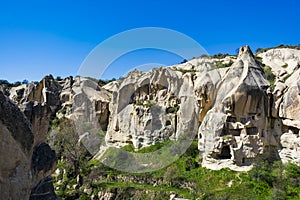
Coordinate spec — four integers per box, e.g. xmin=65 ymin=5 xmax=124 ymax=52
xmin=237 ymin=45 xmax=255 ymax=58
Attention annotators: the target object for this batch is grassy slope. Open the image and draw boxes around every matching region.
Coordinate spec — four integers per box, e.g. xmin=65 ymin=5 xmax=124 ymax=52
xmin=53 ymin=141 xmax=300 ymax=200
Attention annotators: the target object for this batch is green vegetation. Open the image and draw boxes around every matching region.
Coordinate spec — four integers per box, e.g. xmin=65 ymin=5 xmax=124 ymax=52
xmin=180 ymin=59 xmax=188 ymax=64
xmin=98 ymin=78 xmax=117 ymax=86
xmin=56 ymin=76 xmax=63 ymax=81
xmin=262 ymin=65 xmax=276 ymax=91
xmin=52 ymin=136 xmax=300 ymax=199
xmin=282 ymin=63 xmax=289 ymax=68
xmin=256 ymin=44 xmax=300 ymax=54
xmin=144 ymin=101 xmax=154 ymax=108
xmin=176 ymin=68 xmax=198 ymax=75
xmin=283 ymin=73 xmax=292 ymax=82
xmin=255 ymin=56 xmax=263 ymax=63
xmin=215 ymin=60 xmax=234 ymax=68
xmin=211 ymin=53 xmax=230 ymax=59
xmin=0 ymin=79 xmax=29 ymax=86
xmin=254 ymin=55 xmax=277 ymax=91
xmin=166 ymin=105 xmax=180 ymax=113
xmin=199 ymin=53 xmax=236 ymax=59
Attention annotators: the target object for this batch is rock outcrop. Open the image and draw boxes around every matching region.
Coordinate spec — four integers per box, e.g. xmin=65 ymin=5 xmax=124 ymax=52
xmin=105 ymin=68 xmax=198 ymax=149
xmin=258 ymin=48 xmax=300 ymax=77
xmin=255 ymin=47 xmax=300 ymax=165
xmin=98 ymin=46 xmax=300 ymax=170
xmin=0 ymin=91 xmax=57 ymax=200
xmin=9 ymin=75 xmax=61 ymax=146
xmin=198 ymin=46 xmax=275 ymax=170
xmin=1 ymin=44 xmax=300 ymax=198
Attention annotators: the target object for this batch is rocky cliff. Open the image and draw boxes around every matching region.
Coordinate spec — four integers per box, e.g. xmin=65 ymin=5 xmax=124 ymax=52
xmin=258 ymin=48 xmax=300 ymax=164
xmin=0 ymin=91 xmax=57 ymax=200
xmin=1 ymin=45 xmax=300 ymax=198
xmin=102 ymin=46 xmax=300 ymax=170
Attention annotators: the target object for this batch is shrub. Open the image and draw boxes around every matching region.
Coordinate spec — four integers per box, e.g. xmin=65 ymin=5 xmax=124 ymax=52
xmin=215 ymin=60 xmax=234 ymax=68
xmin=283 ymin=73 xmax=292 ymax=82
xmin=282 ymin=63 xmax=288 ymax=68
xmin=262 ymin=66 xmax=276 ymax=91
xmin=166 ymin=105 xmax=180 ymax=113
xmin=212 ymin=53 xmax=230 ymax=59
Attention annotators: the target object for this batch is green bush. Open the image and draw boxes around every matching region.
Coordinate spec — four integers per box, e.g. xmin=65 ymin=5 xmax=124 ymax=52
xmin=283 ymin=73 xmax=292 ymax=82
xmin=262 ymin=65 xmax=276 ymax=91
xmin=166 ymin=105 xmax=180 ymax=113
xmin=255 ymin=56 xmax=263 ymax=63
xmin=212 ymin=53 xmax=230 ymax=59
xmin=282 ymin=63 xmax=288 ymax=68
xmin=215 ymin=60 xmax=234 ymax=68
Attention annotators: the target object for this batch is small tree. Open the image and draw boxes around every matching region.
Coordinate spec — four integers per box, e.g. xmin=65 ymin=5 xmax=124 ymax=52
xmin=50 ymin=118 xmax=90 ymax=183
xmin=22 ymin=79 xmax=29 ymax=85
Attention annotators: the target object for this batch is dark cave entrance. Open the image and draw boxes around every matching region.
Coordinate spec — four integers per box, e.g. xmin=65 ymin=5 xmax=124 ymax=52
xmin=217 ymin=146 xmax=232 ymax=159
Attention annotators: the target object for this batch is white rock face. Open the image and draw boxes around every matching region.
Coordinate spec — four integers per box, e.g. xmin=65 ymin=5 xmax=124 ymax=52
xmin=101 ymin=46 xmax=300 ymax=170
xmin=55 ymin=76 xmax=112 ymax=156
xmin=9 ymin=75 xmax=62 ymax=146
xmin=172 ymin=55 xmax=236 ymax=72
xmin=62 ymin=76 xmax=111 ymax=128
xmin=198 ymin=46 xmax=274 ymax=170
xmin=258 ymin=48 xmax=300 ymax=76
xmin=278 ymin=76 xmax=300 ymax=164
xmin=105 ymin=68 xmax=199 ymax=149
xmin=4 ymin=45 xmax=300 ymax=175
xmin=279 ymin=130 xmax=300 ymax=165
xmin=258 ymin=48 xmax=300 ymax=165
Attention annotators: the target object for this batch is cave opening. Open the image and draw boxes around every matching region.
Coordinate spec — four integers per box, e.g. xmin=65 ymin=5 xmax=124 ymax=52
xmin=217 ymin=146 xmax=232 ymax=159
xmin=165 ymin=120 xmax=171 ymax=126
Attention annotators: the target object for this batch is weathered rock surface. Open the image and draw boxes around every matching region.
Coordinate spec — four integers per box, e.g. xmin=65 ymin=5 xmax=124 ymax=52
xmin=258 ymin=48 xmax=300 ymax=77
xmin=105 ymin=68 xmax=198 ymax=149
xmin=278 ymin=72 xmax=300 ymax=164
xmin=30 ymin=176 xmax=57 ymax=200
xmin=9 ymin=75 xmax=61 ymax=146
xmin=0 ymin=91 xmax=57 ymax=200
xmin=1 ymin=44 xmax=300 ymax=196
xmin=8 ymin=75 xmax=111 ymax=152
xmin=258 ymin=48 xmax=300 ymax=165
xmin=198 ymin=46 xmax=275 ymax=170
xmin=99 ymin=46 xmax=300 ymax=170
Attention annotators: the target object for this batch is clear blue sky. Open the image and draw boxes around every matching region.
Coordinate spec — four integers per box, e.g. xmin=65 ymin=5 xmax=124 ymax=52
xmin=0 ymin=0 xmax=299 ymax=82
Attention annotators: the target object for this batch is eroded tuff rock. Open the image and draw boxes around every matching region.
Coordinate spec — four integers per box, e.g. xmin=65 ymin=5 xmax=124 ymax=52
xmin=258 ymin=48 xmax=300 ymax=165
xmin=278 ymin=71 xmax=300 ymax=164
xmin=105 ymin=68 xmax=198 ymax=149
xmin=9 ymin=75 xmax=61 ymax=146
xmin=68 ymin=76 xmax=111 ymax=130
xmin=8 ymin=75 xmax=111 ymax=148
xmin=198 ymin=46 xmax=275 ymax=170
xmin=101 ymin=46 xmax=300 ymax=170
xmin=2 ymin=45 xmax=300 ymax=182
xmin=0 ymin=91 xmax=57 ymax=200
xmin=258 ymin=48 xmax=300 ymax=76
